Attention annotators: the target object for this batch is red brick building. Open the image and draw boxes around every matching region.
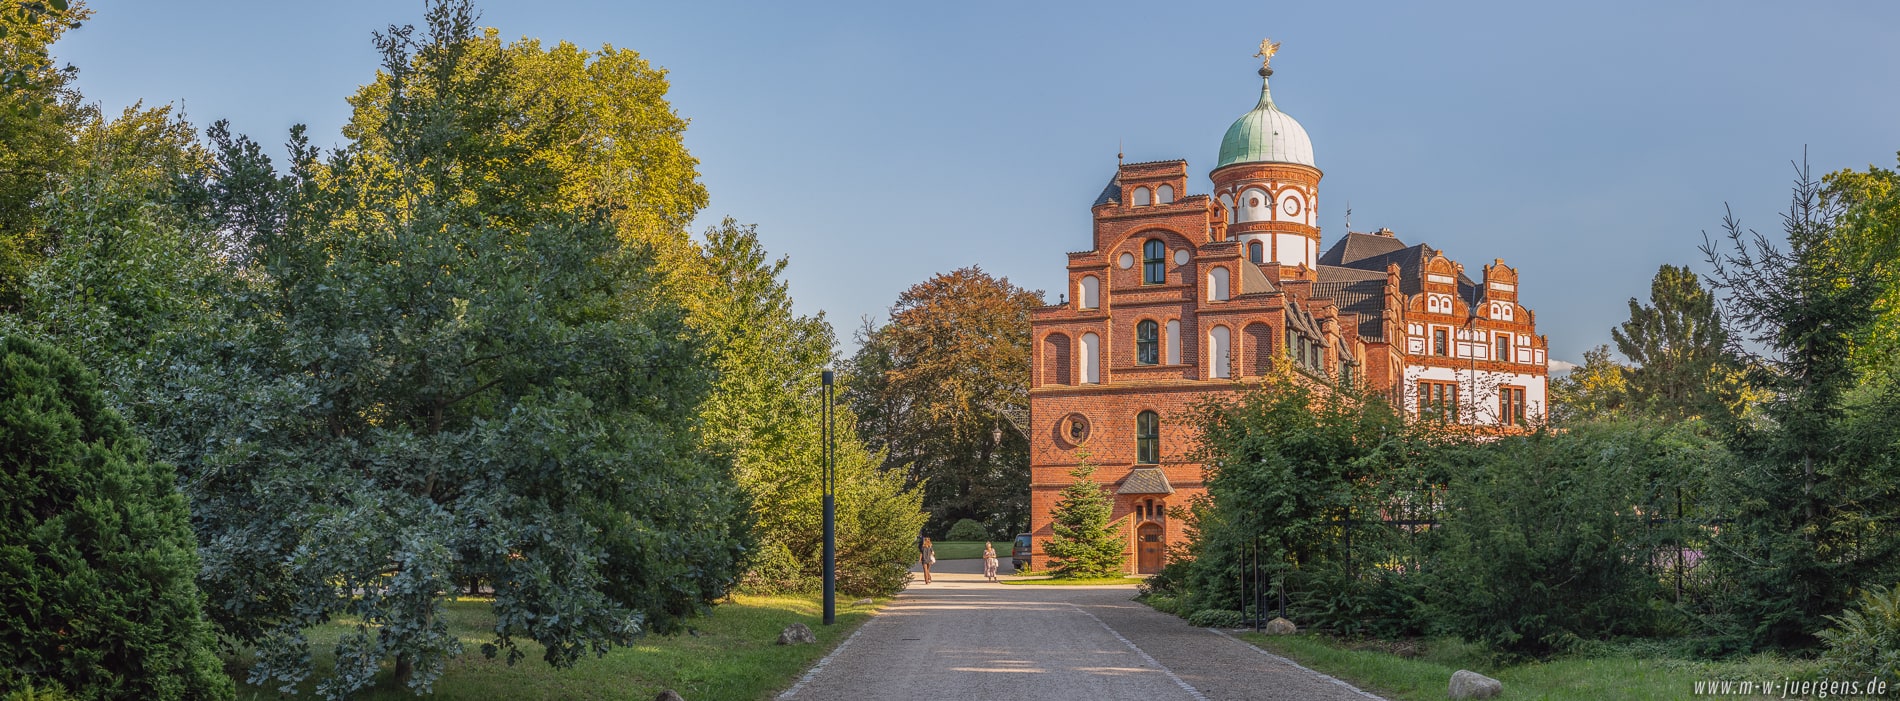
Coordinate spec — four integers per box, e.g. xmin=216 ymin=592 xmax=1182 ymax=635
xmin=1026 ymin=49 xmax=1550 ymax=574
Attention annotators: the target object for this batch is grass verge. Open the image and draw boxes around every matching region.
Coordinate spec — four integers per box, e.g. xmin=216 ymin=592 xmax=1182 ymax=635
xmin=928 ymin=540 xmax=989 ymax=560
xmin=1231 ymin=632 xmax=1821 ymax=701
xmin=1001 ymin=576 xmax=1142 ymax=586
xmin=229 ymin=593 xmax=879 ymax=701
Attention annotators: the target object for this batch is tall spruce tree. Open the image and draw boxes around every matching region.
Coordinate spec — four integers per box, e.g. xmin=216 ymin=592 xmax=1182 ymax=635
xmin=1698 ymin=160 xmax=1900 ymax=649
xmin=1044 ymin=455 xmax=1126 ymax=579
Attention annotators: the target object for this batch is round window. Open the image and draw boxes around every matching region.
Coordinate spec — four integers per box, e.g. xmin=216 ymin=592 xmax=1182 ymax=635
xmin=1173 ymin=250 xmax=1189 ymax=265
xmin=1065 ymin=414 xmax=1090 ymax=444
xmin=1249 ymin=197 xmax=1260 ymax=207
xmin=1119 ymin=252 xmax=1135 ymax=269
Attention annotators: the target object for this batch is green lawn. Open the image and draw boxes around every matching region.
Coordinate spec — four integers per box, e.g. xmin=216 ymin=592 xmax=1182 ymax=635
xmin=229 ymin=594 xmax=879 ymax=701
xmin=1001 ymin=576 xmax=1142 ymax=586
xmin=1232 ymin=632 xmax=1822 ymax=701
xmin=929 ymin=540 xmax=989 ymax=560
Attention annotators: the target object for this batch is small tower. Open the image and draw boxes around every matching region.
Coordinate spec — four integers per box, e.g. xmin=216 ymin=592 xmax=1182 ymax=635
xmin=1209 ymin=39 xmax=1323 ymax=281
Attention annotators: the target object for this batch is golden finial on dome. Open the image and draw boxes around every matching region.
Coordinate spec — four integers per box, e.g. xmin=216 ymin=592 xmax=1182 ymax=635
xmin=1255 ymin=38 xmax=1281 ymax=71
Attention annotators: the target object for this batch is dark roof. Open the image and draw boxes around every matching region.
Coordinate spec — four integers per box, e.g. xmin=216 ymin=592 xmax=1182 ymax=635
xmin=1315 ymin=265 xmax=1385 ymax=283
xmin=1318 ymin=231 xmax=1410 ymax=267
xmin=1092 ymin=174 xmax=1121 ymax=207
xmin=1117 ymin=467 xmax=1175 ymax=495
xmin=1313 ymin=279 xmax=1390 ymax=342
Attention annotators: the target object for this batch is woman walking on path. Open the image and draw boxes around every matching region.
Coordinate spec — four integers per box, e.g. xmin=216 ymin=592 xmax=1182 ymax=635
xmin=982 ymin=542 xmax=999 ymax=582
xmin=920 ymin=538 xmax=935 ymax=584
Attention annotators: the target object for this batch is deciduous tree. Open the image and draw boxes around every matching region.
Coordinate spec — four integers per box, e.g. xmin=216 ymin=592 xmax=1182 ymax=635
xmin=843 ymin=266 xmax=1040 ymax=536
xmin=167 ymin=4 xmax=746 ymax=696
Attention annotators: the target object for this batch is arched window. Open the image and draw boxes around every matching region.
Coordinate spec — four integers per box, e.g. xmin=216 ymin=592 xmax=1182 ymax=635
xmin=1078 ymin=275 xmax=1100 ymax=309
xmin=1043 ymin=333 xmax=1071 ymax=386
xmin=1136 ymin=410 xmax=1159 ymax=464
xmin=1249 ymin=240 xmax=1263 ymax=264
xmin=1209 ymin=326 xmax=1231 ymax=378
xmin=1166 ymin=320 xmax=1181 ymax=365
xmin=1136 ymin=320 xmax=1159 ymax=365
xmin=1208 ymin=267 xmax=1230 ymax=301
xmin=1081 ymin=332 xmax=1101 ymax=383
xmin=1142 ymin=239 xmax=1165 ymax=285
xmin=1157 ymin=184 xmax=1174 ymax=204
xmin=1131 ymin=186 xmax=1151 ymax=207
xmin=1244 ymin=322 xmax=1273 ymax=375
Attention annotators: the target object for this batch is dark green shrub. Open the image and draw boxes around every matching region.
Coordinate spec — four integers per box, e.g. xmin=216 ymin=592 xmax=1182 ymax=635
xmin=945 ymin=518 xmax=988 ymax=542
xmin=1288 ymin=567 xmax=1428 ymax=639
xmin=739 ymin=540 xmax=815 ymax=595
xmin=1141 ymin=595 xmax=1181 ymax=616
xmin=1187 ymin=609 xmax=1249 ymax=628
xmin=1426 ymin=422 xmax=1703 ymax=656
xmin=0 ymin=335 xmax=232 ymax=700
xmin=1817 ymin=583 xmax=1900 ymax=685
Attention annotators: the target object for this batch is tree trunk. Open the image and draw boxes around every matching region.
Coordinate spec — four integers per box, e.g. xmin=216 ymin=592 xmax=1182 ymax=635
xmin=394 ymin=652 xmax=413 ymax=688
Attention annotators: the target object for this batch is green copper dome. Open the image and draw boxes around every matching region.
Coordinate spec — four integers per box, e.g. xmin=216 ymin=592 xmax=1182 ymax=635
xmin=1216 ymin=71 xmax=1315 ymax=169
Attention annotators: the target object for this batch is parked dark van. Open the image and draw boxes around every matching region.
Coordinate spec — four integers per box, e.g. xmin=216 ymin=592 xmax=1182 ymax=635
xmin=1011 ymin=533 xmax=1032 ymax=572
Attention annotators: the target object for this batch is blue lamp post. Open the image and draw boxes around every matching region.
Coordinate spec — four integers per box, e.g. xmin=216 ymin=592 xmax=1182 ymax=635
xmin=821 ymin=370 xmax=836 ymax=625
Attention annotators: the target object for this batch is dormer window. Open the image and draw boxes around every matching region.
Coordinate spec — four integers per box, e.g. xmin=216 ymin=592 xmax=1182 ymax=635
xmin=1131 ymin=186 xmax=1151 ymax=207
xmin=1142 ymin=239 xmax=1165 ymax=285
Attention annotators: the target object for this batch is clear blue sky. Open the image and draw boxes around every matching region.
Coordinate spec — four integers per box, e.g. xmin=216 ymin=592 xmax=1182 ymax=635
xmin=56 ymin=1 xmax=1900 ymax=367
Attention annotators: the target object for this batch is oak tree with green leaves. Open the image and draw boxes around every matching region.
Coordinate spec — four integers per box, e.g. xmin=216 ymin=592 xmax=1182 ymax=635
xmin=1547 ymin=345 xmax=1628 ymax=424
xmin=162 ymin=4 xmax=746 ymax=697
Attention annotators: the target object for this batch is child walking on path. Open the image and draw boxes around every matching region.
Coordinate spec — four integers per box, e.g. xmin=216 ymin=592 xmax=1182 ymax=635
xmin=982 ymin=542 xmax=999 ymax=582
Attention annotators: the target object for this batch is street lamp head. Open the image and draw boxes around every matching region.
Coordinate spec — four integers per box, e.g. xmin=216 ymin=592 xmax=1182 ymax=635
xmin=821 ymin=369 xmax=834 ymax=387
xmin=992 ymin=425 xmax=1003 ymax=445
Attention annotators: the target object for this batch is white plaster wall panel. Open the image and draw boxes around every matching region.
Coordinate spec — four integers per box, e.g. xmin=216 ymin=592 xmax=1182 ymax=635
xmin=1277 ymin=190 xmax=1305 ymax=224
xmin=1166 ymin=320 xmax=1181 ymax=365
xmin=1275 ymin=233 xmax=1306 ymax=267
xmin=1240 ymin=188 xmax=1270 ymax=222
xmin=1209 ymin=326 xmax=1232 ymax=379
xmin=1082 ymin=333 xmax=1100 ymax=384
xmin=1079 ymin=275 xmax=1100 ymax=309
xmin=1209 ymin=267 xmax=1230 ymax=301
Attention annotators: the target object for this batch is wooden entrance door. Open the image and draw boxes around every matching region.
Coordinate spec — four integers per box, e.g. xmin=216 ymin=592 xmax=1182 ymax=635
xmin=1137 ymin=523 xmax=1164 ymax=574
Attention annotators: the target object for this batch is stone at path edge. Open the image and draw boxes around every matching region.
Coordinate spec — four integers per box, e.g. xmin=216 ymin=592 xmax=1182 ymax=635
xmin=777 ymin=623 xmax=817 ymax=645
xmin=1449 ymin=669 xmax=1502 ymax=699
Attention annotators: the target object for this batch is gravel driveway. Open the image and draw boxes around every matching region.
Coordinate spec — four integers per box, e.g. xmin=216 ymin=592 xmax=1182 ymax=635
xmin=776 ymin=559 xmax=1387 ymax=701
